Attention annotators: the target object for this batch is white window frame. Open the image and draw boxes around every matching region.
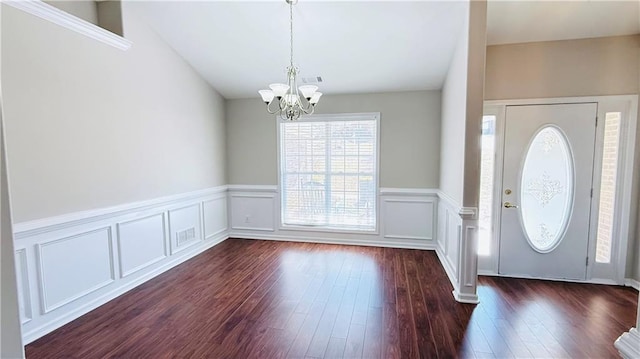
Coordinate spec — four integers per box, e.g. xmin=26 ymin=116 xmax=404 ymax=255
xmin=276 ymin=112 xmax=381 ymax=234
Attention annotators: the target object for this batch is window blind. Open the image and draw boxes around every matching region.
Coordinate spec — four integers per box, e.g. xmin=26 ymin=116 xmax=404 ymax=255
xmin=280 ymin=115 xmax=378 ymax=231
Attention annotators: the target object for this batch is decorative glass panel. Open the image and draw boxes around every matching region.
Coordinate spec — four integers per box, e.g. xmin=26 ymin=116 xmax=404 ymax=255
xmin=596 ymin=112 xmax=621 ymax=263
xmin=520 ymin=127 xmax=574 ymax=252
xmin=478 ymin=115 xmax=496 ymax=256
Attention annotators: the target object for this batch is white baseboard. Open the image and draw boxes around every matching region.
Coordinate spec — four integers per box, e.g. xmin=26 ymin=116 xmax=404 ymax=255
xmin=477 ymin=270 xmax=499 ymax=276
xmin=615 ymin=328 xmax=640 ymax=359
xmin=477 ymin=271 xmax=640 ymax=291
xmin=625 ymin=278 xmax=640 ymax=291
xmin=435 ymin=245 xmax=457 ymax=292
xmin=229 ymin=232 xmax=436 ymax=251
xmin=453 ymin=290 xmax=480 ymax=304
xmin=22 ymin=233 xmax=227 ymax=344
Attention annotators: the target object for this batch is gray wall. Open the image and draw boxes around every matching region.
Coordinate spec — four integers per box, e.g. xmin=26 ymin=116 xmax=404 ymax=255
xmin=486 ymin=35 xmax=640 ymax=281
xmin=486 ymin=35 xmax=639 ymax=100
xmin=1 ymin=3 xmax=227 ymax=222
xmin=226 ymin=91 xmax=441 ymax=189
xmin=636 ymin=48 xmax=640 ymax=282
xmin=439 ymin=13 xmax=469 ymax=206
xmin=0 ymin=3 xmax=24 ymax=356
xmin=44 ymin=0 xmax=98 ymax=25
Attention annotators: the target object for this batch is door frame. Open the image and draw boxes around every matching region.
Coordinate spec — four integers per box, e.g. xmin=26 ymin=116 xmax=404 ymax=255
xmin=480 ymin=95 xmax=638 ymax=286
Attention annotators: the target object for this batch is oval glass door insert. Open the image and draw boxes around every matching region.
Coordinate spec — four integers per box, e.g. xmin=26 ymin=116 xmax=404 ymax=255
xmin=520 ymin=126 xmax=574 ymax=253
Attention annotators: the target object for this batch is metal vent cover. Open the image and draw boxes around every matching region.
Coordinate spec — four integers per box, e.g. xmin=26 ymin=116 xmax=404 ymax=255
xmin=301 ymin=76 xmax=323 ymax=84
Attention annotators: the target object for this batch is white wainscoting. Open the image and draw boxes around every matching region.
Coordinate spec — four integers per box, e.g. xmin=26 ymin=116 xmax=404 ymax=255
xmin=116 ymin=214 xmax=167 ymax=278
xmin=15 ymin=249 xmax=32 ymax=325
xmin=168 ymin=204 xmax=203 ymax=254
xmin=13 ymin=186 xmax=229 ymax=344
xmin=435 ymin=194 xmax=462 ymax=288
xmin=435 ymin=191 xmax=480 ymax=304
xmin=230 ymin=192 xmax=276 ymax=232
xmin=37 ymin=227 xmax=115 ymax=314
xmin=228 ymin=186 xmax=438 ymax=250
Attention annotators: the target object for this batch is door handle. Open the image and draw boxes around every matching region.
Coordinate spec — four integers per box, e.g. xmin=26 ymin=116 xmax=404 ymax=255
xmin=504 ymin=202 xmax=519 ymax=209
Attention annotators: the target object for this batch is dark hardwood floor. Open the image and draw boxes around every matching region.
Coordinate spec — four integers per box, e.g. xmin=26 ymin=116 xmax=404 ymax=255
xmin=26 ymin=238 xmax=638 ymax=358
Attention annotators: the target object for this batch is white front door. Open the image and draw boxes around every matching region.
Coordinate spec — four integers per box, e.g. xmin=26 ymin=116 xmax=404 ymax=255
xmin=498 ymin=103 xmax=597 ymax=280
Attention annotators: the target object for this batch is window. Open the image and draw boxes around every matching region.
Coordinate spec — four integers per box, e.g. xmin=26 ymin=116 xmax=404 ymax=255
xmin=279 ymin=113 xmax=379 ymax=231
xmin=478 ymin=115 xmax=496 ymax=255
xmin=596 ymin=112 xmax=622 ymax=263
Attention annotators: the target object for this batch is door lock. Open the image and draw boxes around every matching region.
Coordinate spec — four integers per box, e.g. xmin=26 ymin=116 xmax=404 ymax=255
xmin=504 ymin=189 xmax=512 ymax=195
xmin=504 ymin=201 xmax=519 ymax=209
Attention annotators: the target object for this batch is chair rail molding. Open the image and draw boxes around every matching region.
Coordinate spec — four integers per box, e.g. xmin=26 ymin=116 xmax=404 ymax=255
xmin=13 ymin=186 xmax=227 ymax=239
xmin=4 ymin=0 xmax=132 ymax=51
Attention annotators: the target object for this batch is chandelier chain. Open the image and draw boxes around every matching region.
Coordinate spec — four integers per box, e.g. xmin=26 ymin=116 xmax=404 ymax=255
xmin=289 ymin=1 xmax=293 ymax=67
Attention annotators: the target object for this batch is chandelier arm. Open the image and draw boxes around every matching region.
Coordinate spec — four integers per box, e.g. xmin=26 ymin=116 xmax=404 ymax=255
xmin=305 ymin=105 xmax=315 ymax=116
xmin=265 ymin=101 xmax=280 ymax=114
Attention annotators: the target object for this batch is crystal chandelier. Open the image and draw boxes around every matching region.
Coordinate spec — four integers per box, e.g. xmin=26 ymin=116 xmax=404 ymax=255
xmin=258 ymin=0 xmax=322 ymax=121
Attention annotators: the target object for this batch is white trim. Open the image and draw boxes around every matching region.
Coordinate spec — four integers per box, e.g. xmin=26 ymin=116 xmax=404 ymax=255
xmin=22 ymin=233 xmax=227 ymax=344
xmin=13 ymin=186 xmax=227 ymax=238
xmin=625 ymin=278 xmax=640 ymax=291
xmin=116 ymin=213 xmax=168 ymax=278
xmin=436 ymin=241 xmax=480 ymax=304
xmin=15 ymin=249 xmax=32 ymax=325
xmin=229 ymin=193 xmax=276 ymax=199
xmin=279 ymin=224 xmax=378 ymax=235
xmin=615 ymin=328 xmax=640 ymax=359
xmin=452 ymin=291 xmax=480 ymax=304
xmin=383 ymin=235 xmax=430 ymax=241
xmin=294 ymin=112 xmax=381 ymax=123
xmin=435 ymin=246 xmax=457 ymax=289
xmin=227 ymin=185 xmax=278 ymax=193
xmin=205 ymin=229 xmax=227 ymax=240
xmin=437 ymin=190 xmax=462 ymax=213
xmin=458 ymin=207 xmax=478 ymax=219
xmin=382 ymin=198 xmax=435 ymax=240
xmin=231 ymin=226 xmax=275 ymax=232
xmin=479 ymin=104 xmax=505 ymax=274
xmin=4 ymin=0 xmax=132 ymax=51
xmin=484 ymin=95 xmax=637 ymax=107
xmin=379 ymin=188 xmax=439 ymax=196
xmin=36 ymin=227 xmax=115 ymax=314
xmin=609 ymin=98 xmax=638 ymax=284
xmin=478 ymin=271 xmax=640 ymax=289
xmin=229 ymin=231 xmax=435 ymax=251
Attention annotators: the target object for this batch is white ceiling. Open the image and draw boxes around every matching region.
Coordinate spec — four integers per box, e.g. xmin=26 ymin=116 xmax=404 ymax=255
xmin=130 ymin=1 xmax=468 ymax=99
xmin=132 ymin=1 xmax=640 ymax=99
xmin=487 ymin=0 xmax=640 ymax=45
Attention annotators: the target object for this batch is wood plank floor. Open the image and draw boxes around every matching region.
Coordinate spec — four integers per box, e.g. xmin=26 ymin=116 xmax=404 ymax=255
xmin=26 ymin=238 xmax=638 ymax=358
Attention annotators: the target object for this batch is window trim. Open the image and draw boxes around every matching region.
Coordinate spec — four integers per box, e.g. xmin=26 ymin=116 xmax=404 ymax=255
xmin=275 ymin=112 xmax=381 ymax=234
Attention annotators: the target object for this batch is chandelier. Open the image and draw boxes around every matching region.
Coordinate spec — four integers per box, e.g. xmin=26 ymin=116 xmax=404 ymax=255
xmin=258 ymin=0 xmax=322 ymax=121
